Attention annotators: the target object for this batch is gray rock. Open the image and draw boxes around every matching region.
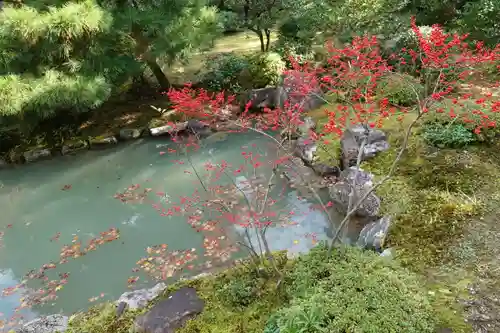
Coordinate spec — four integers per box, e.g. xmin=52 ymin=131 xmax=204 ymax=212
xmin=23 ymin=148 xmax=52 ymax=163
xmin=119 ymin=128 xmax=143 ymax=140
xmin=116 ymin=301 xmax=128 ymax=317
xmin=61 ymin=140 xmax=89 ymax=155
xmin=150 ymin=125 xmax=175 ymax=136
xmin=247 ymin=87 xmax=280 ymax=109
xmin=281 ymin=116 xmax=317 ymax=140
xmin=356 ymin=216 xmax=392 ymax=252
xmin=299 ymin=116 xmax=317 ymax=135
xmin=293 ymin=136 xmax=317 ymax=165
xmin=0 ymin=158 xmax=8 ymax=168
xmin=19 ymin=314 xmax=68 ymax=333
xmin=380 ymin=247 xmax=394 ymax=258
xmin=116 ymin=282 xmax=167 ymax=310
xmin=311 ymin=163 xmax=340 ymax=177
xmin=186 ymin=119 xmax=212 ymax=137
xmin=134 ymin=287 xmax=204 ymax=333
xmin=340 ymin=125 xmax=389 ymax=168
xmin=89 ymin=136 xmax=118 ymax=149
xmin=328 ymin=167 xmax=380 ymax=218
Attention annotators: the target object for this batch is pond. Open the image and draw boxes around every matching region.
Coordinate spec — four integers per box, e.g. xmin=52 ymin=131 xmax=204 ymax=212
xmin=0 ymin=131 xmax=333 ymax=328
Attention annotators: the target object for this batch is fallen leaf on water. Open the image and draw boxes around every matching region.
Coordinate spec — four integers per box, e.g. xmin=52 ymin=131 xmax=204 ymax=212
xmin=61 ymin=184 xmax=72 ymax=191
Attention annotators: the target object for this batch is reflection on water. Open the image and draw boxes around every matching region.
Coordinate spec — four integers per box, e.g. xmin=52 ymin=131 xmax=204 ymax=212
xmin=0 ymin=132 xmax=332 ymax=328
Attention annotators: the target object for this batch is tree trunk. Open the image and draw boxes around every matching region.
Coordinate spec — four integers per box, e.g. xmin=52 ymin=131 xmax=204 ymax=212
xmin=264 ymin=29 xmax=271 ymax=52
xmin=257 ymin=30 xmax=265 ymax=52
xmin=131 ymin=25 xmax=171 ymax=89
xmin=145 ymin=59 xmax=171 ymax=89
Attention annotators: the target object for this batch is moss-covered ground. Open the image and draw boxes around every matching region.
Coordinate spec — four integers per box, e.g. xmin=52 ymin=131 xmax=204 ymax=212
xmin=310 ymin=103 xmax=500 ymax=332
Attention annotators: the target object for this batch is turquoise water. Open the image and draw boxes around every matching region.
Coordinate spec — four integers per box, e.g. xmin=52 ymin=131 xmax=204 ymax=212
xmin=0 ymin=132 xmax=332 ymax=329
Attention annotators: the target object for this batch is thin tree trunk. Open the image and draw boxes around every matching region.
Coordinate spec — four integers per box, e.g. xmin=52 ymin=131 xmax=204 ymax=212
xmin=257 ymin=30 xmax=265 ymax=52
xmin=264 ymin=29 xmax=271 ymax=51
xmin=131 ymin=25 xmax=171 ymax=89
xmin=145 ymin=59 xmax=171 ymax=89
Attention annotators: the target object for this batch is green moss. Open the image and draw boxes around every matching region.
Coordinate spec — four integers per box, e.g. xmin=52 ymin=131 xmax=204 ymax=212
xmin=274 ymin=245 xmax=436 ymax=333
xmin=66 ymin=302 xmax=141 ymax=333
xmin=177 ymin=257 xmax=290 ymax=333
xmin=358 ymin=117 xmax=492 ymax=268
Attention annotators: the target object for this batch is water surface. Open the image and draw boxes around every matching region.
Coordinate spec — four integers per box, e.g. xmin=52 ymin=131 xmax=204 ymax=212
xmin=0 ymin=132 xmax=332 ymax=327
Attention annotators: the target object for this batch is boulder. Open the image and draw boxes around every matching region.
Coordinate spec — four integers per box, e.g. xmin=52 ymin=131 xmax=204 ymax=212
xmin=133 ymin=287 xmax=204 ymax=333
xmin=293 ymin=136 xmax=317 ymax=165
xmin=328 ymin=167 xmax=380 ymax=218
xmin=150 ymin=125 xmax=175 ymax=136
xmin=23 ymin=148 xmax=52 ymax=163
xmin=186 ymin=119 xmax=212 ymax=137
xmin=19 ymin=314 xmax=68 ymax=333
xmin=247 ymin=87 xmax=280 ymax=109
xmin=277 ymin=70 xmax=325 ymax=113
xmin=119 ymin=128 xmax=143 ymax=140
xmin=61 ymin=140 xmax=89 ymax=155
xmin=0 ymin=158 xmax=8 ymax=168
xmin=149 ymin=122 xmax=188 ymax=137
xmin=380 ymin=247 xmax=394 ymax=258
xmin=356 ymin=216 xmax=392 ymax=252
xmin=340 ymin=125 xmax=389 ymax=169
xmin=116 ymin=282 xmax=167 ymax=311
xmin=311 ymin=163 xmax=340 ymax=177
xmin=89 ymin=136 xmax=118 ymax=149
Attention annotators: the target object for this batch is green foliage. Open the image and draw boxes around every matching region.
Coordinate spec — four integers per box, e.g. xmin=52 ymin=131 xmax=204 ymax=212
xmin=0 ymin=0 xmax=219 ymax=137
xmin=362 ymin=117 xmax=490 ymax=268
xmin=199 ymin=51 xmax=285 ymax=92
xmin=66 ymin=302 xmax=140 ymax=333
xmin=273 ymin=245 xmax=435 ymax=333
xmin=225 ymin=0 xmax=298 ymax=32
xmin=329 ymin=0 xmax=411 ymax=40
xmin=198 ymin=52 xmax=250 ymax=92
xmin=425 ymin=99 xmax=500 ymax=143
xmin=411 ymin=0 xmax=467 ymax=26
xmin=422 ymin=122 xmax=477 ymax=148
xmin=214 ymin=274 xmax=258 ymax=308
xmin=217 ymin=10 xmax=243 ymax=33
xmin=455 ymin=0 xmax=500 ymax=47
xmin=0 ymin=71 xmax=111 ymax=118
xmin=376 ymin=73 xmax=424 ymax=106
xmin=245 ymin=52 xmax=285 ymax=88
xmin=179 ymin=267 xmax=288 ymax=333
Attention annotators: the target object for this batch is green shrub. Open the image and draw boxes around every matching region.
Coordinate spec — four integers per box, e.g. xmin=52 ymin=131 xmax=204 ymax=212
xmin=274 ymin=44 xmax=316 ymax=68
xmin=376 ymin=73 xmax=424 ymax=106
xmin=273 ymin=245 xmax=436 ymax=333
xmin=422 ymin=122 xmax=477 ymax=148
xmin=198 ymin=52 xmax=285 ymax=93
xmin=215 ymin=275 xmax=257 ymax=308
xmin=198 ymin=52 xmax=250 ymax=93
xmin=425 ymin=99 xmax=500 ymax=143
xmin=245 ymin=52 xmax=286 ymax=88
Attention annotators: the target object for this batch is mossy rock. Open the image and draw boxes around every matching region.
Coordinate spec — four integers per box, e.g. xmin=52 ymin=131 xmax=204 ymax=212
xmin=148 ymin=118 xmax=167 ymax=128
